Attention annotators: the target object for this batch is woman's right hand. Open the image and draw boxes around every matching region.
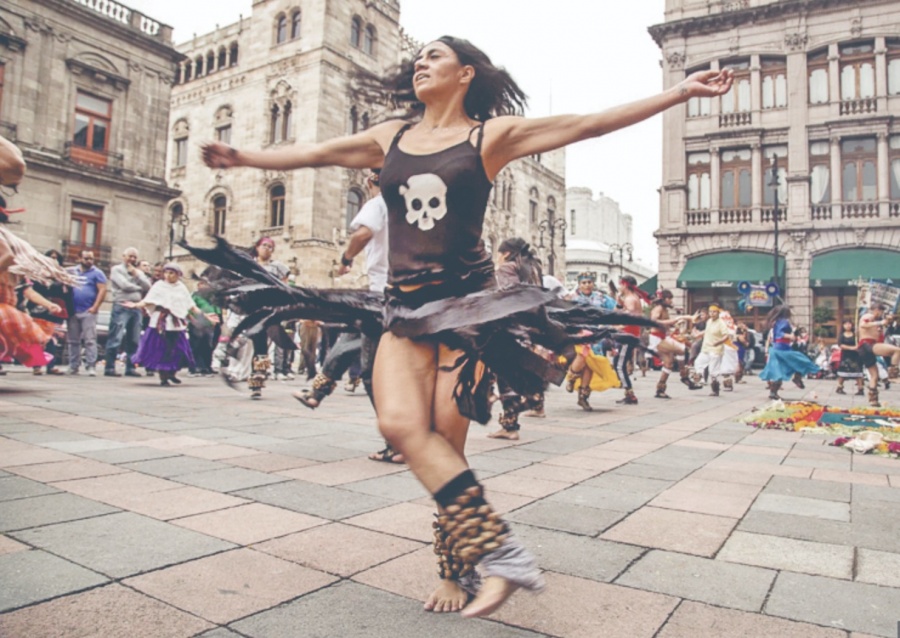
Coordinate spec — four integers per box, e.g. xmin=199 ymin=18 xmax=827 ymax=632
xmin=202 ymin=142 xmax=240 ymax=170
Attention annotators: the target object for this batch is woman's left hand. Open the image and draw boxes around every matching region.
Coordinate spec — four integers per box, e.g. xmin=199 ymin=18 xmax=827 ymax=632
xmin=677 ymin=68 xmax=734 ymax=100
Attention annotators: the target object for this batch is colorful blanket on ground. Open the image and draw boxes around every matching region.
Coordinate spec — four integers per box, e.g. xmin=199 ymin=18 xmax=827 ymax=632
xmin=743 ymin=401 xmax=900 ymax=458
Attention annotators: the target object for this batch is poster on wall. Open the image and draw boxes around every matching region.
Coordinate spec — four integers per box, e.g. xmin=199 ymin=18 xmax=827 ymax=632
xmin=857 ymin=279 xmax=900 ymax=316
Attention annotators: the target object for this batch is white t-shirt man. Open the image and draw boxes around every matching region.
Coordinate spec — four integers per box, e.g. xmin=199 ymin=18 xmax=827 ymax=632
xmin=349 ymin=194 xmax=388 ymax=292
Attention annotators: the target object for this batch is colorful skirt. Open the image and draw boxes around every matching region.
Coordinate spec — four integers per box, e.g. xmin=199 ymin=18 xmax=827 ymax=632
xmin=0 ymin=303 xmax=54 ymax=367
xmin=759 ymin=348 xmax=819 ymax=382
xmin=573 ymin=350 xmax=621 ymax=392
xmin=133 ymin=329 xmax=195 ymax=372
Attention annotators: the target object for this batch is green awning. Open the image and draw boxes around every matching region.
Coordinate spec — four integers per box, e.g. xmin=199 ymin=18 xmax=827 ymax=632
xmin=638 ymin=274 xmax=658 ymax=295
xmin=677 ymin=252 xmax=784 ymax=289
xmin=810 ymin=249 xmax=900 ymax=287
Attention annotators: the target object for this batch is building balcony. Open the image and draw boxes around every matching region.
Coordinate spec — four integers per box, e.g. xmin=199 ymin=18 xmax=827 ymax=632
xmin=63 ymin=142 xmax=124 ymax=174
xmin=839 ymin=97 xmax=877 ymax=116
xmin=840 ymin=201 xmax=879 ymax=219
xmin=718 ymin=208 xmax=753 ymax=224
xmin=760 ymin=208 xmax=786 ymax=223
xmin=811 ymin=204 xmax=832 ymax=221
xmin=686 ymin=211 xmax=712 ymax=226
xmin=70 ymin=0 xmax=173 ymax=42
xmin=718 ymin=111 xmax=752 ymax=128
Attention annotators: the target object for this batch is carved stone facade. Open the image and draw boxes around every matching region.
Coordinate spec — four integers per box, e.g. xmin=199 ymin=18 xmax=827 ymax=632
xmin=168 ymin=0 xmax=565 ymax=287
xmin=650 ymin=0 xmax=900 ymax=336
xmin=0 ymin=0 xmax=181 ymax=271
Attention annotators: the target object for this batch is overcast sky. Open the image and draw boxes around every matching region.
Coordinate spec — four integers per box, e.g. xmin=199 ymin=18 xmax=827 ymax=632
xmin=129 ymin=0 xmax=667 ymax=267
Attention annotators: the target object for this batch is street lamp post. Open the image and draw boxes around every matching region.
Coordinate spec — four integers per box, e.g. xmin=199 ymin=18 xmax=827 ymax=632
xmin=769 ymin=154 xmax=781 ymax=290
xmin=609 ymin=242 xmax=633 ymax=279
xmin=538 ymin=214 xmax=567 ymax=277
xmin=168 ymin=205 xmax=189 ymax=262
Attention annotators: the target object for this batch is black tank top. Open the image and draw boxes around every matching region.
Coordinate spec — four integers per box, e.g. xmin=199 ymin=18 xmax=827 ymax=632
xmin=380 ymin=123 xmax=494 ymax=286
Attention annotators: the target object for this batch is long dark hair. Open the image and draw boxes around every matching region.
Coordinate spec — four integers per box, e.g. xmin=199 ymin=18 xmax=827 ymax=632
xmin=498 ymin=237 xmax=542 ymax=285
xmin=355 ymin=36 xmax=527 ymax=122
xmin=766 ymin=304 xmax=792 ymax=332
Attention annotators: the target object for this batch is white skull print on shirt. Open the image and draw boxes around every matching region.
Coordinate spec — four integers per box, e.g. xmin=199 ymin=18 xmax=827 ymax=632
xmin=398 ymin=173 xmax=448 ymax=231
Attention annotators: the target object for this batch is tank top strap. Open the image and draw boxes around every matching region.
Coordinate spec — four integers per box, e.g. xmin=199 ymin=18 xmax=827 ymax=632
xmin=388 ymin=123 xmax=413 ymax=151
xmin=467 ymin=123 xmax=486 ymax=153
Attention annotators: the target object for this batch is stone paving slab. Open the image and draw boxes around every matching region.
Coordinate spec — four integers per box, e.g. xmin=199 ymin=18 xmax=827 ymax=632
xmin=171 ymin=502 xmax=326 ymax=544
xmin=232 ymin=581 xmax=545 ymax=638
xmin=342 ymin=473 xmax=431 ymax=501
xmin=120 ymin=455 xmax=231 ymax=477
xmin=657 ymin=600 xmax=847 ymax=638
xmin=11 ymin=512 xmax=235 ymax=578
xmin=616 ymin=549 xmax=776 ymax=612
xmin=856 ymin=548 xmax=900 ymax=588
xmin=168 ymin=466 xmax=290 ymax=492
xmin=601 ymin=507 xmax=737 ymax=557
xmin=235 ymin=479 xmax=397 ymax=520
xmin=513 ymin=524 xmax=645 ymax=583
xmin=0 ymin=492 xmax=119 ymax=533
xmin=751 ymin=493 xmax=851 ymax=521
xmin=6 ymin=458 xmax=127 ymax=482
xmin=0 ymin=550 xmax=108 ymax=613
xmin=766 ymin=571 xmax=900 ymax=637
xmin=124 ymin=548 xmax=338 ymax=625
xmin=0 ymin=475 xmax=60 ymax=502
xmin=718 ymin=531 xmax=855 ymax=579
xmin=489 ymin=571 xmax=679 ymax=638
xmin=763 ymin=475 xmax=852 ymax=502
xmin=78 ymin=445 xmax=179 ymax=464
xmin=608 ymin=461 xmax=697 ymax=481
xmin=0 ymin=583 xmax=214 ymax=637
xmin=507 ymin=500 xmax=626 ymax=537
xmin=255 ymin=522 xmax=424 ymax=577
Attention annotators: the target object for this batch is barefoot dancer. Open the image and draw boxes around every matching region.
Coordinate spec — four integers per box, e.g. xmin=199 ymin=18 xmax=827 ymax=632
xmin=648 ymin=290 xmax=700 ymax=399
xmin=858 ymin=303 xmax=900 ymax=406
xmin=201 ymin=36 xmax=732 ymax=618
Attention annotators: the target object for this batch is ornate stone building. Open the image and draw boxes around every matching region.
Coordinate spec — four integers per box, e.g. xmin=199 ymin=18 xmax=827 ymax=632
xmin=167 ymin=0 xmax=565 ymax=287
xmin=0 ymin=0 xmax=181 ymax=271
xmin=563 ymin=187 xmax=656 ymax=291
xmin=650 ymin=0 xmax=900 ymax=338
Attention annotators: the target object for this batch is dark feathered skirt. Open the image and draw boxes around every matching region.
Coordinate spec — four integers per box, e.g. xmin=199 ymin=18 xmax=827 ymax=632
xmin=182 ymin=238 xmax=656 ymax=423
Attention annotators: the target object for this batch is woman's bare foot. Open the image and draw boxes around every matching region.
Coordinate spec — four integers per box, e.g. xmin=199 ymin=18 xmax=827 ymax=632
xmin=460 ymin=576 xmax=518 ymax=618
xmin=424 ymin=579 xmax=468 ymax=613
xmin=487 ymin=429 xmax=519 ymax=440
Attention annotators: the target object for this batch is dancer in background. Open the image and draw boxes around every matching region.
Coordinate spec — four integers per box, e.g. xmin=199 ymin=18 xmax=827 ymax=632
xmin=127 ymin=263 xmax=217 ymax=387
xmin=835 ymin=318 xmax=864 ymax=396
xmin=858 ymin=303 xmax=900 ymax=406
xmin=759 ymin=305 xmax=819 ymax=400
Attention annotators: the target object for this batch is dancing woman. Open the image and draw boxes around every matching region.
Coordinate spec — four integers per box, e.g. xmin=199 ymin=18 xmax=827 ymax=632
xmin=759 ymin=305 xmax=819 ymax=400
xmin=202 ymin=36 xmax=732 ymax=617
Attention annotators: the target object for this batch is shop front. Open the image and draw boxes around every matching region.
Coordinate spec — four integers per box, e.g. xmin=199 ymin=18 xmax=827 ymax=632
xmin=677 ymin=251 xmax=785 ymax=331
xmin=810 ymin=248 xmax=900 ymax=341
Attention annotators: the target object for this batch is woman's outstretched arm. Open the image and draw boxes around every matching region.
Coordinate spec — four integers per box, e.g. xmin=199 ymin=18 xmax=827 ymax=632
xmin=202 ymin=121 xmax=404 ymax=171
xmin=481 ymin=69 xmax=733 ymax=179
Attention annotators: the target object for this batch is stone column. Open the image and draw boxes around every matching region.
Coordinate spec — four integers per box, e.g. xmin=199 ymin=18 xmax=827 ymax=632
xmin=830 ymin=136 xmax=842 ymax=218
xmin=828 ymin=44 xmax=841 ymax=117
xmin=710 ymin=146 xmax=721 ymax=215
xmin=751 ymin=143 xmax=763 ymax=210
